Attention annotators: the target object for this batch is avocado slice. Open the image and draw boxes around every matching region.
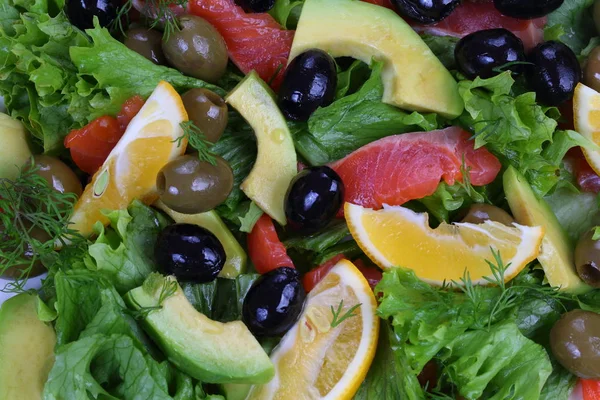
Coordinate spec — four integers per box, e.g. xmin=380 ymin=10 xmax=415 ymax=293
xmin=154 ymin=201 xmax=247 ymax=278
xmin=0 ymin=294 xmax=56 ymax=400
xmin=125 ymin=274 xmax=274 ymax=384
xmin=290 ymin=0 xmax=463 ymax=119
xmin=504 ymin=166 xmax=591 ymax=293
xmin=221 ymin=383 xmax=252 ymax=400
xmin=0 ymin=113 xmax=32 ymax=180
xmin=226 ymin=71 xmax=297 ymax=226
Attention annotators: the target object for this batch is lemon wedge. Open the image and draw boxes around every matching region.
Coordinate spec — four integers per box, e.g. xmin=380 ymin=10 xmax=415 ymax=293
xmin=247 ymin=259 xmax=379 ymax=400
xmin=69 ymin=81 xmax=188 ymax=236
xmin=345 ymin=203 xmax=543 ymax=285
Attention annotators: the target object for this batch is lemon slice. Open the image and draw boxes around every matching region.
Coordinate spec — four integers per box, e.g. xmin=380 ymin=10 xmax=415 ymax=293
xmin=345 ymin=203 xmax=543 ymax=285
xmin=69 ymin=81 xmax=188 ymax=236
xmin=247 ymin=260 xmax=379 ymax=400
xmin=574 ymin=83 xmax=600 ymax=176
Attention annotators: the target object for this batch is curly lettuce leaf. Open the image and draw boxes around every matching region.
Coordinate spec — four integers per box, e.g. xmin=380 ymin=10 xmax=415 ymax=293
xmin=53 ymin=269 xmax=151 ymax=351
xmin=0 ymin=0 xmax=222 ymax=153
xmin=418 ymin=182 xmax=488 ymax=223
xmin=69 ymin=25 xmax=225 ymax=120
xmin=86 ymin=201 xmax=170 ymax=293
xmin=546 ymin=0 xmax=596 ymax=54
xmin=42 ymin=334 xmax=192 ymax=400
xmin=294 ymin=61 xmax=439 ymax=165
xmin=457 ymin=72 xmax=593 ymax=196
xmin=377 ymin=269 xmax=558 ymax=399
xmin=438 ymin=320 xmax=552 ymax=400
xmin=354 ymin=323 xmax=425 ymax=400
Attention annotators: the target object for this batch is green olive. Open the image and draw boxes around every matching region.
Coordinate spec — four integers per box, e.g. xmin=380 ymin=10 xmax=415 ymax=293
xmin=550 ymin=309 xmax=600 ymax=379
xmin=161 ymin=15 xmax=228 ymax=83
xmin=156 ymin=154 xmax=233 ymax=214
xmin=1 ymin=224 xmax=49 ymax=279
xmin=124 ymin=27 xmax=167 ymax=65
xmin=584 ymin=46 xmax=600 ymax=93
xmin=28 ymin=155 xmax=82 ymax=197
xmin=182 ymin=88 xmax=228 ymax=143
xmin=460 ymin=204 xmax=514 ymax=226
xmin=575 ymin=229 xmax=600 ymax=287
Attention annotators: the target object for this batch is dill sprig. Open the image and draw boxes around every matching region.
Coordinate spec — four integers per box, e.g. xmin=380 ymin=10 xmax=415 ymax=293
xmin=0 ymin=161 xmax=86 ymax=293
xmin=113 ymin=0 xmax=186 ymax=41
xmin=453 ymin=248 xmax=571 ymax=330
xmin=131 ymin=278 xmax=178 ymax=319
xmin=330 ymin=299 xmax=362 ymax=328
xmin=174 ymin=121 xmax=218 ymax=166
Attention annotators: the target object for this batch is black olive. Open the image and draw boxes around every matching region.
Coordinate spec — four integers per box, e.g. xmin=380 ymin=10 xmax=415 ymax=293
xmin=526 ymin=41 xmax=581 ymax=106
xmin=391 ymin=0 xmax=461 ymax=24
xmin=575 ymin=229 xmax=600 ymax=288
xmin=235 ymin=0 xmax=275 ymax=13
xmin=285 ymin=166 xmax=344 ymax=234
xmin=455 ymin=29 xmax=526 ymax=79
xmin=242 ymin=267 xmax=306 ymax=337
xmin=278 ymin=49 xmax=337 ymax=121
xmin=155 ymin=223 xmax=226 ymax=283
xmin=493 ymin=0 xmax=564 ymax=19
xmin=550 ymin=309 xmax=600 ymax=379
xmin=65 ymin=0 xmax=119 ymax=30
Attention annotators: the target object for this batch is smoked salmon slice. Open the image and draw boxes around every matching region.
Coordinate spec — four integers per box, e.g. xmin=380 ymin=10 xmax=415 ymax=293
xmin=189 ymin=0 xmax=294 ymax=89
xmin=330 ymin=127 xmax=501 ymax=212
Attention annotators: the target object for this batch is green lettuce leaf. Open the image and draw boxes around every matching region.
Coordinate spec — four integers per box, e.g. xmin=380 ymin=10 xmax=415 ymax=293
xmin=294 ymin=61 xmax=439 ymax=165
xmin=376 ymin=269 xmax=559 ymax=399
xmin=182 ymin=274 xmax=260 ymax=321
xmin=284 ymin=222 xmax=350 ymax=254
xmin=53 ymin=269 xmax=149 ymax=349
xmin=43 ymin=334 xmax=191 ymax=400
xmin=355 ymin=323 xmax=425 ymax=400
xmin=238 ymin=201 xmax=264 ymax=233
xmin=457 ymin=72 xmax=590 ymax=196
xmin=539 ymin=362 xmax=578 ymax=400
xmin=69 ymin=25 xmax=224 ymax=120
xmin=544 ymin=187 xmax=600 ymax=243
xmin=213 ymin=112 xmax=257 ymax=212
xmin=335 ymin=59 xmax=371 ymax=100
xmin=86 ymin=200 xmax=171 ymax=293
xmin=269 ymin=0 xmax=304 ymax=29
xmin=418 ymin=182 xmax=488 ymax=223
xmin=422 ymin=34 xmax=459 ymax=70
xmin=438 ymin=320 xmax=552 ymax=400
xmin=0 ymin=0 xmax=222 ymax=153
xmin=546 ymin=0 xmax=596 ymax=54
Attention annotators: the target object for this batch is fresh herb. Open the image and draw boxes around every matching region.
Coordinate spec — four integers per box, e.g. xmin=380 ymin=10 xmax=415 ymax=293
xmin=0 ymin=162 xmax=83 ymax=292
xmin=491 ymin=61 xmax=534 ymax=73
xmin=330 ymin=299 xmax=362 ymax=328
xmin=132 ymin=277 xmax=178 ymax=320
xmin=174 ymin=121 xmax=218 ymax=166
xmin=114 ymin=0 xmax=186 ymax=41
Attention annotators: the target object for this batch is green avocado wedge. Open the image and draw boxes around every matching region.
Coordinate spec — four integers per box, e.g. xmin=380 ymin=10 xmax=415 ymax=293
xmin=154 ymin=200 xmax=247 ymax=278
xmin=0 ymin=293 xmax=57 ymax=400
xmin=0 ymin=113 xmax=32 ymax=180
xmin=226 ymin=71 xmax=297 ymax=226
xmin=290 ymin=0 xmax=463 ymax=119
xmin=125 ymin=274 xmax=274 ymax=384
xmin=504 ymin=166 xmax=591 ymax=294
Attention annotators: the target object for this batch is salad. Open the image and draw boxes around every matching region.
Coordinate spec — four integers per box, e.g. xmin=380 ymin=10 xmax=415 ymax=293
xmin=3 ymin=0 xmax=600 ymax=398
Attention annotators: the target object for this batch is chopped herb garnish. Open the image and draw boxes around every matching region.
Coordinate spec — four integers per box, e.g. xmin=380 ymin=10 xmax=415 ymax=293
xmin=330 ymin=299 xmax=362 ymax=328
